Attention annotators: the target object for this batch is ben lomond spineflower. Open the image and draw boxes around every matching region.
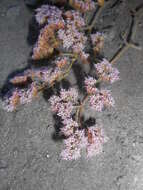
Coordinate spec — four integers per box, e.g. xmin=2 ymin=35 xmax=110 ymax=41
xmin=49 ymin=86 xmax=110 ymax=160
xmin=2 ymin=66 xmax=64 ymax=111
xmin=2 ymin=1 xmax=121 ymax=161
xmin=95 ymin=58 xmax=120 ymax=83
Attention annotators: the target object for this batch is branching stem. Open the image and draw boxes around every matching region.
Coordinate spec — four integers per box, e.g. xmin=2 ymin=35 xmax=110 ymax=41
xmin=83 ymin=1 xmax=110 ymax=33
xmin=110 ymin=8 xmax=142 ymax=64
xmin=75 ymin=79 xmax=101 ymax=126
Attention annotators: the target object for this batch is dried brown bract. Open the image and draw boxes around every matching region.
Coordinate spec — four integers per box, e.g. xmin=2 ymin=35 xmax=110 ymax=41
xmin=10 ymin=76 xmax=28 ymax=85
xmin=32 ymin=24 xmax=61 ymax=60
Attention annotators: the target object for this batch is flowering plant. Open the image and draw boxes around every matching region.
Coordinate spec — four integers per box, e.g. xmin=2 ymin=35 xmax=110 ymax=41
xmin=2 ymin=0 xmax=122 ymax=160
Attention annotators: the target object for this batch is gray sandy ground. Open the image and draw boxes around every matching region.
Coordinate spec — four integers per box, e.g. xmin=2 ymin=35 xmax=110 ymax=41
xmin=0 ymin=0 xmax=143 ymax=189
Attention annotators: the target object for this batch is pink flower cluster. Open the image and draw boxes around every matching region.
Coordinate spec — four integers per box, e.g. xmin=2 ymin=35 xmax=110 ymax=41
xmin=2 ymin=65 xmax=64 ymax=111
xmin=84 ymin=76 xmax=115 ymax=111
xmin=49 ymin=88 xmax=78 ymax=120
xmin=57 ymin=10 xmax=88 ymax=58
xmin=34 ymin=5 xmax=89 ymax=61
xmin=49 ymin=87 xmax=109 ymax=160
xmin=3 ymin=83 xmax=38 ymax=112
xmin=86 ymin=126 xmax=109 ymax=158
xmin=35 ymin=4 xmax=64 ymax=25
xmin=61 ymin=129 xmax=85 ymax=160
xmin=61 ymin=124 xmax=108 ymax=160
xmin=61 ymin=118 xmax=79 ymax=136
xmin=89 ymin=89 xmax=115 ymax=112
xmin=95 ymin=58 xmax=120 ymax=83
xmin=84 ymin=76 xmax=98 ymax=94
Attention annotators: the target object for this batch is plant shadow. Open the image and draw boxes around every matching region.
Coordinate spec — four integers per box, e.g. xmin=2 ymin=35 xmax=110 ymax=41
xmin=51 ymin=114 xmax=66 ymax=141
xmin=27 ymin=16 xmax=40 ymax=46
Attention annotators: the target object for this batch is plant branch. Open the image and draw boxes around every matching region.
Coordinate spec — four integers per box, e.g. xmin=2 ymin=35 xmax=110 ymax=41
xmin=59 ymin=52 xmax=76 ymax=57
